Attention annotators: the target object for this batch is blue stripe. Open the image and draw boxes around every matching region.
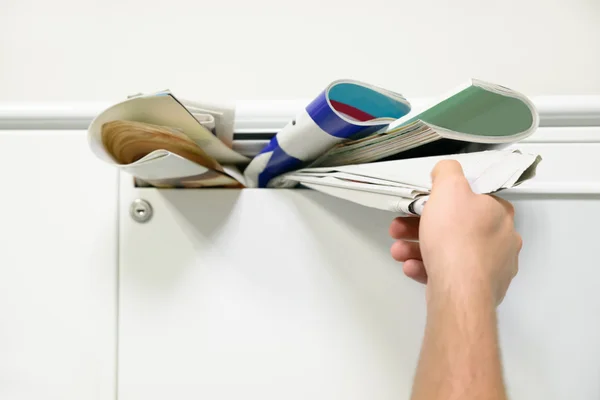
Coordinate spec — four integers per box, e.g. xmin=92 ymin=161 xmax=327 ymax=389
xmin=306 ymin=91 xmax=388 ymax=139
xmin=258 ymin=135 xmax=280 ymax=155
xmin=251 ymin=81 xmax=412 ymax=187
xmin=258 ymin=143 xmax=304 ymax=188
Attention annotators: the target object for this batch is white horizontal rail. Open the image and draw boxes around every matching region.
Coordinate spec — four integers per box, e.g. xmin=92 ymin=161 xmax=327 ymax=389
xmin=504 ymin=182 xmax=600 ymax=195
xmin=1 ymin=96 xmax=600 ymax=131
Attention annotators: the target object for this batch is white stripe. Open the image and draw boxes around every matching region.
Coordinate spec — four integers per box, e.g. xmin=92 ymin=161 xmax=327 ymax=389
xmin=276 ymin=109 xmax=344 ymax=161
xmin=243 ymin=151 xmax=272 ymax=188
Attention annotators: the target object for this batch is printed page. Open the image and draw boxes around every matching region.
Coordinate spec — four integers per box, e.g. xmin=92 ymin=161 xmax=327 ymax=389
xmin=243 ymin=79 xmax=411 ymax=188
xmin=90 ymin=117 xmax=245 ymax=188
xmin=311 ymin=80 xmax=538 ymax=168
xmin=88 ymin=93 xmax=249 ymax=165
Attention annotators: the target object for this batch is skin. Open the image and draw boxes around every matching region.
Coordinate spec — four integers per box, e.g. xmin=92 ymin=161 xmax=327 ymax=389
xmin=389 ymin=160 xmax=522 ymax=400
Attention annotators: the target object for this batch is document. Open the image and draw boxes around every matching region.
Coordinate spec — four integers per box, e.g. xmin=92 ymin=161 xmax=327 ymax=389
xmin=272 ymin=150 xmax=542 ymax=215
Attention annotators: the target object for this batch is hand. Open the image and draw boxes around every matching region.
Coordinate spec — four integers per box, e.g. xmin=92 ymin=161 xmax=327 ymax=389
xmin=389 ymin=160 xmax=522 ymax=306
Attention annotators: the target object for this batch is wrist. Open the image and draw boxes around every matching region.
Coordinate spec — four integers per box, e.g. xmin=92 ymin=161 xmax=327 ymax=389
xmin=426 ymin=274 xmax=497 ymax=309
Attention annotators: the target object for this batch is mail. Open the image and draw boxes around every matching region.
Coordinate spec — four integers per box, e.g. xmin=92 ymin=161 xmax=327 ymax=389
xmin=271 ymin=150 xmax=542 ymax=215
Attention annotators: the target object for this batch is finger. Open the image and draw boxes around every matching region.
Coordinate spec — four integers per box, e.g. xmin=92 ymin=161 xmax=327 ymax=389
xmin=512 ymin=255 xmax=519 ymax=279
xmin=403 ymin=259 xmax=428 ymax=284
xmin=390 ymin=240 xmax=422 ymax=262
xmin=431 ymin=159 xmax=465 ymax=183
xmin=491 ymin=195 xmax=515 ymax=218
xmin=430 ymin=159 xmax=472 ymax=194
xmin=389 ymin=217 xmax=420 ymax=240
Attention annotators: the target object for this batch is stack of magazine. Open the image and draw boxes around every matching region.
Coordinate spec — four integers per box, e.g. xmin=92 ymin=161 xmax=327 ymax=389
xmin=87 ymin=79 xmax=542 ymax=216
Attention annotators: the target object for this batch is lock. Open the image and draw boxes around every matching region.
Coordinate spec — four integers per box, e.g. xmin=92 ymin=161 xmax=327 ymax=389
xmin=130 ymin=199 xmax=153 ymax=223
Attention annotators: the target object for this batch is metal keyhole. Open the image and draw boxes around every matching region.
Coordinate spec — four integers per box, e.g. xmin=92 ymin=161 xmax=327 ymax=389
xmin=130 ymin=199 xmax=153 ymax=223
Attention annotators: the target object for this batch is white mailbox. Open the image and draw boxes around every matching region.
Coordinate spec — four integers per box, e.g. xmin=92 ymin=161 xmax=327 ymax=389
xmin=1 ymin=98 xmax=600 ymax=400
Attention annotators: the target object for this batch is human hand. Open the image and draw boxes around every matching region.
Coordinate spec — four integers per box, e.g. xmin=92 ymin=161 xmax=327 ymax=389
xmin=389 ymin=160 xmax=522 ymax=306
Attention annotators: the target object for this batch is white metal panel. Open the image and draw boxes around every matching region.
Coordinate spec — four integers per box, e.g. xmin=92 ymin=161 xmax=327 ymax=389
xmin=0 ymin=131 xmax=117 ymax=400
xmin=498 ymin=193 xmax=600 ymax=400
xmin=118 ymin=140 xmax=600 ymax=399
xmin=119 ymin=188 xmax=425 ymax=400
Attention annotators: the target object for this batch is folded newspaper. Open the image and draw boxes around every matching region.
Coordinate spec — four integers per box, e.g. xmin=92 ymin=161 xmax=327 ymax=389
xmin=271 ymin=150 xmax=542 ymax=215
xmin=87 ymin=79 xmax=542 ymax=213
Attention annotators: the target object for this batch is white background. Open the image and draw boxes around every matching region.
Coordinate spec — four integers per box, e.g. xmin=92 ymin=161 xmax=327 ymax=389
xmin=1 ymin=0 xmax=600 ymax=103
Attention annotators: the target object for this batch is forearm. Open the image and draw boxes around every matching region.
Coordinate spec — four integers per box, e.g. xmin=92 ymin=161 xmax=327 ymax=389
xmin=411 ymin=283 xmax=507 ymax=400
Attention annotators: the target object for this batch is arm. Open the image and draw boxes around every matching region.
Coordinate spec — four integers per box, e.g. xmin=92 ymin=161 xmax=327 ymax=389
xmin=389 ymin=160 xmax=520 ymax=400
xmin=411 ymin=284 xmax=506 ymax=400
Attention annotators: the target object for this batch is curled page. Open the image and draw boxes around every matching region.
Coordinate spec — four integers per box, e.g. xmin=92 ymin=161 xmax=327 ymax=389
xmin=310 ymin=79 xmax=539 ymax=168
xmin=88 ymin=91 xmax=248 ymax=188
xmin=89 ymin=90 xmax=249 ymax=165
xmin=99 ymin=120 xmax=243 ymax=188
xmin=243 ymin=79 xmax=411 ymax=188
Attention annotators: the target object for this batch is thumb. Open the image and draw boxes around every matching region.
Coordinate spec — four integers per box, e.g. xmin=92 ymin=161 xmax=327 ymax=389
xmin=430 ymin=159 xmax=472 ymax=194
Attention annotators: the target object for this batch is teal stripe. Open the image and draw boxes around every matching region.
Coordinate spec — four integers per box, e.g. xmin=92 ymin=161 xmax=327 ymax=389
xmin=329 ymin=83 xmax=410 ymax=119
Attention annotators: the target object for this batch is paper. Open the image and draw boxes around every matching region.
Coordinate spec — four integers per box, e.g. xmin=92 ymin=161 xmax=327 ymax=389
xmin=88 ymin=91 xmax=249 ymax=188
xmin=86 ymin=80 xmax=542 ymax=194
xmin=98 ymin=120 xmax=243 ymax=188
xmin=276 ymin=150 xmax=542 ymax=215
xmin=243 ymin=79 xmax=411 ymax=188
xmin=310 ymin=79 xmax=539 ymax=168
xmin=180 ymin=98 xmax=237 ymax=148
xmin=89 ymin=91 xmax=249 ymax=165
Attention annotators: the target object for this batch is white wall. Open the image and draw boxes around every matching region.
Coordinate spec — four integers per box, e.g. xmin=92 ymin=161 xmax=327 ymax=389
xmin=2 ymin=0 xmax=600 ymax=104
xmin=0 ymin=131 xmax=117 ymax=400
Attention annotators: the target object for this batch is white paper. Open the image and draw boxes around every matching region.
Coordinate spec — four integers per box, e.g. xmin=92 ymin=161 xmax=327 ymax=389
xmin=280 ymin=150 xmax=542 ymax=214
xmin=123 ymin=151 xmax=210 ymax=181
xmin=301 ymin=183 xmax=418 ymax=216
xmin=181 ymin=98 xmax=236 ymax=148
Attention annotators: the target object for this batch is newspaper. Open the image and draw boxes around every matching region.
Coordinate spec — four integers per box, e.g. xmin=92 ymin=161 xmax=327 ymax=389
xmin=271 ymin=150 xmax=542 ymax=215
